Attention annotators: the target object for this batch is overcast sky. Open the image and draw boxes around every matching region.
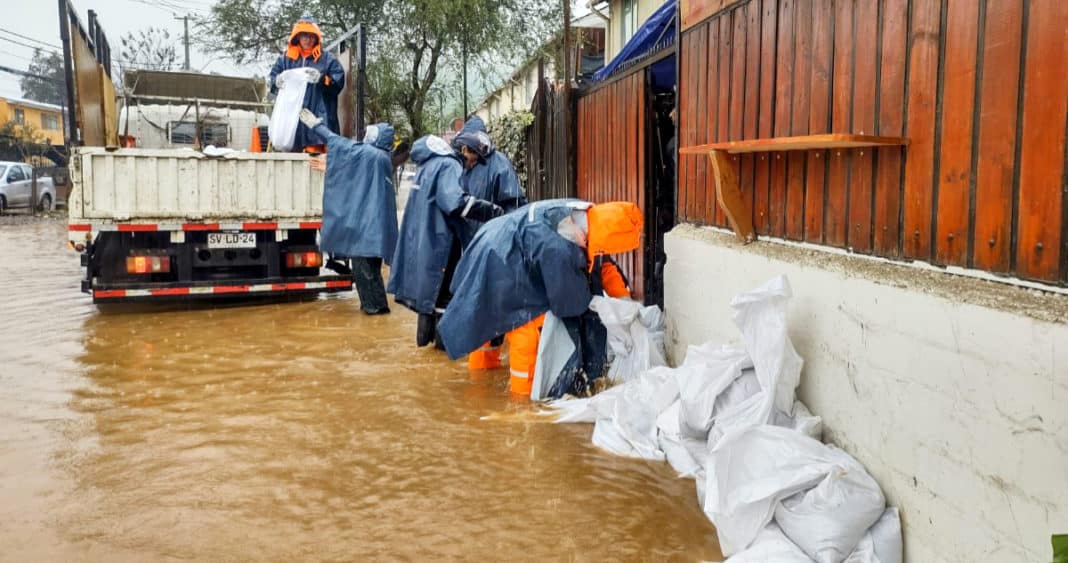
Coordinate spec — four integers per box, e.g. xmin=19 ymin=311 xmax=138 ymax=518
xmin=0 ymin=0 xmax=264 ymax=102
xmin=0 ymin=1 xmax=589 ymax=106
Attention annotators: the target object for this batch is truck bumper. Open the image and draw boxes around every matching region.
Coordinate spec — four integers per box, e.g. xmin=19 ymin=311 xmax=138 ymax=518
xmin=90 ymin=275 xmax=353 ymax=304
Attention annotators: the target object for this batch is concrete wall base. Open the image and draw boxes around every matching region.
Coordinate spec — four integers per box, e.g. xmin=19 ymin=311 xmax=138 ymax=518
xmin=663 ymin=224 xmax=1067 ymax=563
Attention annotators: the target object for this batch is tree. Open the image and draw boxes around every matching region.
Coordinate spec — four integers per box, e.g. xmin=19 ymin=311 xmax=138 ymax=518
xmin=20 ymin=49 xmax=66 ymax=106
xmin=118 ymin=27 xmax=179 ymax=73
xmin=200 ymin=0 xmax=559 ymax=138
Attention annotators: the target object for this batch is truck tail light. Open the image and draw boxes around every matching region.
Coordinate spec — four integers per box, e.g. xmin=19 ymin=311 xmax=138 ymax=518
xmin=286 ymin=251 xmax=322 ymax=268
xmin=126 ymin=255 xmax=171 ymax=274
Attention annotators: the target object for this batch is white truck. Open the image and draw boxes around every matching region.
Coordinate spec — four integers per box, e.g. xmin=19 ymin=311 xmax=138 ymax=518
xmin=61 ymin=5 xmax=352 ymax=303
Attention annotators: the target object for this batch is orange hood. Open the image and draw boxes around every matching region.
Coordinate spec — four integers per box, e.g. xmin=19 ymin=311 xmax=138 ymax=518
xmin=285 ymin=19 xmax=323 ymax=61
xmin=586 ymin=202 xmax=643 ymax=263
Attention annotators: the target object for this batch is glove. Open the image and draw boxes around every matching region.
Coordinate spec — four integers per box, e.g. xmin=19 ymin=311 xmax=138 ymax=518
xmin=303 ymin=68 xmax=321 ymax=83
xmin=274 ymin=74 xmax=285 ymax=88
xmin=299 ymin=109 xmax=323 ymax=129
xmin=462 ymin=197 xmax=505 ymax=222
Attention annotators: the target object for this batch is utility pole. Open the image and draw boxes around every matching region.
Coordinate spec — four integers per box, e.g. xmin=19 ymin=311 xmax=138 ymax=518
xmin=176 ymin=15 xmax=190 ymax=70
xmin=356 ymin=24 xmax=366 ymax=137
xmin=461 ymin=41 xmax=468 ymax=119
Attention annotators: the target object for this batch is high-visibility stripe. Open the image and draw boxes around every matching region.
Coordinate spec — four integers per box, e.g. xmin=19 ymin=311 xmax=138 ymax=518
xmin=181 ymin=223 xmax=220 ymax=231
xmin=69 ymin=221 xmax=322 ymax=233
xmin=509 ymin=369 xmax=529 ymax=380
xmin=94 ymin=279 xmax=349 ymax=299
xmin=242 ymin=222 xmax=278 ymax=230
xmin=117 ymin=224 xmax=158 ymax=232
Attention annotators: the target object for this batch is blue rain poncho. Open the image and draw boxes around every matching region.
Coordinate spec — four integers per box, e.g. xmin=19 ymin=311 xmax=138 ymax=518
xmin=454 ymin=116 xmax=527 ymax=213
xmin=315 ymin=122 xmax=397 ymax=262
xmin=387 ymin=136 xmax=472 ymax=315
xmin=268 ymin=17 xmax=345 ymax=150
xmin=437 ymin=199 xmax=595 ymax=359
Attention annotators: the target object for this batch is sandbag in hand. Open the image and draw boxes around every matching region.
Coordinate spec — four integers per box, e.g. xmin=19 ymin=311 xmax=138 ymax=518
xmin=299 ymin=109 xmax=323 ymax=129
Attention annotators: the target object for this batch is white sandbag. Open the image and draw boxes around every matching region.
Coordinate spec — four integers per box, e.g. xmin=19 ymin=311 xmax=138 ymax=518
xmin=703 ymin=425 xmax=863 ymax=556
xmin=725 ymin=524 xmax=815 ymax=563
xmin=772 ymin=400 xmax=824 ymax=441
xmin=730 ymin=274 xmax=804 ymax=413
xmin=672 ymin=343 xmax=752 ymax=437
xmin=588 ymin=366 xmax=679 ymax=459
xmin=656 ymin=400 xmax=705 ymax=478
xmin=531 ymin=312 xmax=574 ymax=401
xmin=841 ymin=508 xmax=902 ymax=563
xmin=269 ymin=68 xmax=316 ymax=151
xmin=589 ymin=296 xmax=666 ymax=383
xmin=775 ymin=460 xmax=886 ymax=563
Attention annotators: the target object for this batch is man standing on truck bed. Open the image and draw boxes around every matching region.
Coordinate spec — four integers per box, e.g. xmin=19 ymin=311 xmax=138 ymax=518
xmin=269 ymin=15 xmax=345 ymax=153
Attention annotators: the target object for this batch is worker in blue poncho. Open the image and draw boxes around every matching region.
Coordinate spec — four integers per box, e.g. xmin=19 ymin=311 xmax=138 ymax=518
xmin=449 ymin=116 xmax=528 ymax=368
xmin=269 ymin=15 xmax=345 ymax=152
xmin=452 ymin=116 xmax=527 ymax=223
xmin=299 ymin=110 xmax=396 ymax=314
xmin=388 ymin=135 xmax=505 ymax=347
xmin=438 ymin=200 xmax=642 ymax=397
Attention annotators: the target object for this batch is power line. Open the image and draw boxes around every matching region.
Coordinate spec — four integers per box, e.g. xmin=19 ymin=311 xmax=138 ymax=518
xmin=0 ymin=28 xmax=61 ymax=51
xmin=0 ymin=36 xmax=61 ymax=57
xmin=0 ymin=50 xmax=38 ymax=64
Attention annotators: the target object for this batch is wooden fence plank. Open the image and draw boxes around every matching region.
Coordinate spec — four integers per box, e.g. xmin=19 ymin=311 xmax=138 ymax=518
xmin=934 ymin=0 xmax=981 ymax=265
xmin=742 ymin=0 xmax=761 ymax=227
xmin=848 ymin=0 xmax=879 ymax=253
xmin=716 ymin=14 xmax=733 ymax=226
xmin=972 ymin=0 xmax=1023 ymax=272
xmin=729 ymin=6 xmax=748 ymax=232
xmin=786 ymin=0 xmax=812 ymax=240
xmin=698 ymin=23 xmax=713 ymax=224
xmin=804 ymin=0 xmax=833 ymax=243
xmin=770 ymin=0 xmax=795 ymax=237
xmin=874 ymin=0 xmax=908 ymax=256
xmin=826 ymin=0 xmax=854 ymax=247
xmin=902 ymin=0 xmax=943 ymax=259
xmin=755 ymin=0 xmax=777 ymax=234
xmin=1015 ymin=0 xmax=1068 ymax=280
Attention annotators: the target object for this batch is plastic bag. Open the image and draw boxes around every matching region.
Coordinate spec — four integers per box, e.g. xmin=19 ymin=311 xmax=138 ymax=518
xmin=703 ymin=425 xmax=877 ymax=556
xmin=843 ymin=508 xmax=902 ymax=563
xmin=726 ymin=524 xmax=815 ymax=562
xmin=269 ymin=68 xmax=315 ymax=151
xmin=671 ymin=343 xmax=753 ymax=438
xmin=587 ymin=366 xmax=679 ymax=459
xmin=775 ymin=461 xmax=886 ymax=563
xmin=531 ymin=312 xmax=574 ymax=401
xmin=589 ymin=296 xmax=666 ymax=383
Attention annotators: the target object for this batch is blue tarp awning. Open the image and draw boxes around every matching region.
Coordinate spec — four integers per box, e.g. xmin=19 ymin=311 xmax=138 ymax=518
xmin=592 ymin=0 xmax=677 ymax=85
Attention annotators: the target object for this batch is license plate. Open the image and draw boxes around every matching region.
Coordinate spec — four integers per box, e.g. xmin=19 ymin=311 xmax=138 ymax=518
xmin=207 ymin=232 xmax=256 ymax=249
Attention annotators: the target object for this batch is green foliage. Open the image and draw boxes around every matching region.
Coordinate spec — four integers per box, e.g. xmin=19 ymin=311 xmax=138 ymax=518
xmin=20 ymin=49 xmax=65 ymax=106
xmin=1053 ymin=535 xmax=1068 ymax=563
xmin=488 ymin=110 xmax=533 ymax=186
xmin=199 ymin=0 xmax=560 ymax=138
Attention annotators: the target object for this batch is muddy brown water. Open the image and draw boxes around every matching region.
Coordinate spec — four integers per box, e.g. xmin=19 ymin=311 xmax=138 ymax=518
xmin=0 ymin=219 xmax=722 ymax=562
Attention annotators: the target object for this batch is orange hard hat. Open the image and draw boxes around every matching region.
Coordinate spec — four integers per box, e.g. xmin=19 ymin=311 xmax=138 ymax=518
xmin=586 ymin=201 xmax=643 ymax=262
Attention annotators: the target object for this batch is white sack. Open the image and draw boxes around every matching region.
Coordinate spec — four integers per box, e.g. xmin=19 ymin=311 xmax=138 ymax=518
xmin=531 ymin=312 xmax=574 ymax=401
xmin=656 ymin=400 xmax=706 ymax=478
xmin=703 ymin=425 xmax=871 ymax=556
xmin=588 ymin=366 xmax=679 ymax=459
xmin=671 ymin=343 xmax=753 ymax=437
xmin=269 ymin=68 xmax=316 ymax=151
xmin=842 ymin=508 xmax=902 ymax=563
xmin=773 ymin=400 xmax=824 ymax=441
xmin=725 ymin=524 xmax=815 ymax=563
xmin=589 ymin=296 xmax=666 ymax=383
xmin=775 ymin=461 xmax=886 ymax=563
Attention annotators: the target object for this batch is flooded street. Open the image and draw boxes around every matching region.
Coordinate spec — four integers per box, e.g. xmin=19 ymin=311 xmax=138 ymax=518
xmin=0 ymin=218 xmax=721 ymax=561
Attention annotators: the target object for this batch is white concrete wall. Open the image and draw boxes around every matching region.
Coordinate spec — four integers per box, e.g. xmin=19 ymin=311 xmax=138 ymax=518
xmin=664 ymin=224 xmax=1068 ymax=563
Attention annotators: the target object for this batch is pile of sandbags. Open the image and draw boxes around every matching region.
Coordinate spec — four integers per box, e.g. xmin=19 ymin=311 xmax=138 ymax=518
xmin=553 ymin=276 xmax=902 ymax=563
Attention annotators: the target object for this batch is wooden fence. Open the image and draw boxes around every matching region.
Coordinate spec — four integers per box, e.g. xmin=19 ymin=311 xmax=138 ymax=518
xmin=678 ymin=0 xmax=1068 ymax=284
xmin=577 ymin=70 xmax=648 ymax=298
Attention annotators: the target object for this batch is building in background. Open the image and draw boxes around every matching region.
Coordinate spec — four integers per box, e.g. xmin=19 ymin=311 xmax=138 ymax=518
xmin=0 ymin=96 xmax=65 ymax=145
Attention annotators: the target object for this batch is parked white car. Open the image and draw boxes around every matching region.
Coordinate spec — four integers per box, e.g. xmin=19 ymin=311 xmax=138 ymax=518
xmin=0 ymin=162 xmax=56 ymax=213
